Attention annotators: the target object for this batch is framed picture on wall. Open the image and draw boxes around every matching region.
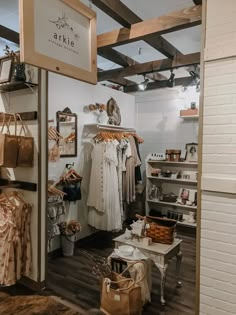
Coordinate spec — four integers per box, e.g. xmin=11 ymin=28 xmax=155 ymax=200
xmin=0 ymin=57 xmax=13 ymax=84
xmin=185 ymin=143 xmax=198 ymax=162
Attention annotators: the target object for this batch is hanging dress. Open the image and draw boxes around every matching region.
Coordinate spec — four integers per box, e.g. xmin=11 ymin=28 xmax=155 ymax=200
xmin=87 ymin=140 xmax=122 ymax=231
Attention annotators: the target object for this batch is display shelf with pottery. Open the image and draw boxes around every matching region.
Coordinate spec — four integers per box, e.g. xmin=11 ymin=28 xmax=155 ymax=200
xmin=146 ymin=156 xmax=198 ymax=229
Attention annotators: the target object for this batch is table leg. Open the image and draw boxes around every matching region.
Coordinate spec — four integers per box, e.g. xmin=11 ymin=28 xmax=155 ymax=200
xmin=156 ymin=263 xmax=168 ymax=306
xmin=176 ymin=251 xmax=182 ymax=287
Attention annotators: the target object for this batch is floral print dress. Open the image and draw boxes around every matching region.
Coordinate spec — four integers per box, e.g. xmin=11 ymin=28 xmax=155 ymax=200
xmin=0 ymin=199 xmax=32 ymax=286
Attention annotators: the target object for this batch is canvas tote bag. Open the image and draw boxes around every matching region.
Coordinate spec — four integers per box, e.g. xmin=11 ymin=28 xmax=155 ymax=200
xmin=100 ymin=263 xmax=144 ymax=315
xmin=16 ymin=114 xmax=34 ymax=167
xmin=0 ymin=114 xmax=18 ymax=168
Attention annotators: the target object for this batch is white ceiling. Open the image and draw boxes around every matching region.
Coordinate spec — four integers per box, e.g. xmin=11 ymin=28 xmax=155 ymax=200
xmin=0 ymin=0 xmax=200 ymax=83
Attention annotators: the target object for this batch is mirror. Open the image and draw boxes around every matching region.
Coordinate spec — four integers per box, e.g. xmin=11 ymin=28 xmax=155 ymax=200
xmin=56 ymin=109 xmax=77 ymax=157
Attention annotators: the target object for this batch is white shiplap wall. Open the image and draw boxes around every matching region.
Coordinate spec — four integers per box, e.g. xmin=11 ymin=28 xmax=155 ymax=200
xmin=200 ymin=0 xmax=236 ymax=314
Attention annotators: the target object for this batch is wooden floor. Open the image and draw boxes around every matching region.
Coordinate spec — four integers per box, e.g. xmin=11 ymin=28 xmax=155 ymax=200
xmin=47 ymin=230 xmax=196 ymax=315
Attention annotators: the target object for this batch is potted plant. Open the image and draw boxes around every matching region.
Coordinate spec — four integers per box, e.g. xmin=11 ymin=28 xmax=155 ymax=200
xmin=58 ymin=220 xmax=81 ymax=256
xmin=3 ymin=45 xmax=26 ymax=82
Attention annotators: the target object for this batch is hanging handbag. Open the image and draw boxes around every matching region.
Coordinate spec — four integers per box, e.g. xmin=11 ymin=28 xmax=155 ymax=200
xmin=16 ymin=114 xmax=34 ymax=167
xmin=100 ymin=263 xmax=143 ymax=315
xmin=62 ymin=180 xmax=82 ymax=202
xmin=0 ymin=114 xmax=18 ymax=168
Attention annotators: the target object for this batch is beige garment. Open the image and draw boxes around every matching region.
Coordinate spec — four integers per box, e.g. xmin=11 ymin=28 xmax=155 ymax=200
xmin=0 ymin=201 xmax=32 ymax=286
xmin=124 ymin=136 xmax=141 ymax=204
xmin=0 ymin=209 xmax=17 ymax=286
xmin=127 ymin=260 xmax=152 ymax=305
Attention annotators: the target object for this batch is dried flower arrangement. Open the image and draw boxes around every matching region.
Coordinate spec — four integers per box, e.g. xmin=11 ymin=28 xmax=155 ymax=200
xmin=58 ymin=220 xmax=81 ymax=236
xmin=3 ymin=45 xmax=26 ymax=82
xmin=88 ymin=103 xmax=107 ymax=112
xmin=3 ymin=45 xmax=20 ymax=63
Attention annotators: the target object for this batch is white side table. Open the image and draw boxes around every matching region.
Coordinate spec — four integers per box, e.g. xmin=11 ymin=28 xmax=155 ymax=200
xmin=113 ymin=234 xmax=183 ymax=305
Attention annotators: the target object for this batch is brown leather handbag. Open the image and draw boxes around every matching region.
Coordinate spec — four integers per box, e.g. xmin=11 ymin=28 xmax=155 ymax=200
xmin=16 ymin=114 xmax=34 ymax=167
xmin=0 ymin=114 xmax=18 ymax=168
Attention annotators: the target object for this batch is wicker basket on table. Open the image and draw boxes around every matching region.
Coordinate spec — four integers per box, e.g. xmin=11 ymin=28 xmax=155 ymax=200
xmin=136 ymin=215 xmax=176 ymax=245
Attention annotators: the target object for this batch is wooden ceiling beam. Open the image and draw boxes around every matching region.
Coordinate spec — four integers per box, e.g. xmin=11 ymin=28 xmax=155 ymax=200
xmin=98 ymin=47 xmax=136 ymax=67
xmin=92 ymin=0 xmax=141 ymax=28
xmin=93 ymin=0 xmax=182 ymax=58
xmin=97 ymin=5 xmax=201 ymax=49
xmin=193 ymin=0 xmax=202 ymax=4
xmin=98 ymin=67 xmax=135 ymax=86
xmin=98 ymin=52 xmax=200 ymax=81
xmin=124 ymin=77 xmax=193 ymax=93
xmin=109 ymin=77 xmax=134 ymax=86
xmin=0 ymin=25 xmax=19 ymax=44
xmin=98 ymin=47 xmax=167 ymax=81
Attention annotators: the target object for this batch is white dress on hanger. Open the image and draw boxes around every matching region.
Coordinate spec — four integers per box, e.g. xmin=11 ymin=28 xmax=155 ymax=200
xmin=87 ymin=140 xmax=122 ymax=231
xmin=87 ymin=141 xmax=106 ymax=213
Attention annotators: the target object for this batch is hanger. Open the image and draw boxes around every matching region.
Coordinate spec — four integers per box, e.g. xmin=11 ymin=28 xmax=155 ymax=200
xmin=8 ymin=191 xmax=27 ymax=205
xmin=0 ymin=192 xmax=17 ymax=208
xmin=48 ymin=126 xmax=63 ymax=141
xmin=61 ymin=168 xmax=82 ymax=182
xmin=126 ymin=132 xmax=144 ymax=144
xmin=48 ymin=185 xmax=66 ymax=197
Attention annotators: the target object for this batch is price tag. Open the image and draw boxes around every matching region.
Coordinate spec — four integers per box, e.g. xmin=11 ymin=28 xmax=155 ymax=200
xmin=114 ymin=294 xmax=121 ymax=301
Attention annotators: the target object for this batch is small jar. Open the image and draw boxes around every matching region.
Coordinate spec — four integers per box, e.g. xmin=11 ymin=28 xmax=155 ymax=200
xmin=172 ymin=150 xmax=181 ymax=161
xmin=166 ymin=149 xmax=173 ymax=161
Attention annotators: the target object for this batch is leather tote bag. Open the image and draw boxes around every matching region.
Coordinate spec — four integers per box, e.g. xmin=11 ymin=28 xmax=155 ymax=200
xmin=100 ymin=263 xmax=143 ymax=315
xmin=16 ymin=114 xmax=34 ymax=167
xmin=0 ymin=114 xmax=18 ymax=168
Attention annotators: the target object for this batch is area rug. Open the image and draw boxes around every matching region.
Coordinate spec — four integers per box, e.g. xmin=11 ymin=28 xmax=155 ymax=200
xmin=0 ymin=292 xmax=83 ymax=315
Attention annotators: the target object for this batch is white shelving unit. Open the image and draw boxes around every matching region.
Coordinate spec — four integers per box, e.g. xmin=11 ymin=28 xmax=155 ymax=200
xmin=146 ymin=158 xmax=198 ymax=228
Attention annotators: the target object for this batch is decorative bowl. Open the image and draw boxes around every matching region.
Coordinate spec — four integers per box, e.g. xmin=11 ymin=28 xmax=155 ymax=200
xmin=118 ymin=245 xmax=134 ymax=256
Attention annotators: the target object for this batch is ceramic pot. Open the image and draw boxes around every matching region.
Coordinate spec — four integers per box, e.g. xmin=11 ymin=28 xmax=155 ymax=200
xmin=12 ymin=63 xmax=26 ymax=82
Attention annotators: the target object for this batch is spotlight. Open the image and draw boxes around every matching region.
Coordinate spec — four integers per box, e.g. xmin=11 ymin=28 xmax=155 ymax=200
xmin=138 ymin=76 xmax=149 ymax=91
xmin=167 ymin=70 xmax=175 ymax=88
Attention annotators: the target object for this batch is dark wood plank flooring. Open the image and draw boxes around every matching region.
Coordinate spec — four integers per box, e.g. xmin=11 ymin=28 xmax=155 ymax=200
xmin=47 ymin=231 xmax=196 ymax=315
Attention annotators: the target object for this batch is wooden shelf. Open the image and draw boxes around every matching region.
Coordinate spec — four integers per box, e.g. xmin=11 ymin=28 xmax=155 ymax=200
xmin=179 ymin=115 xmax=199 ymax=119
xmin=0 ymin=178 xmax=37 ymax=192
xmin=147 ymin=176 xmax=197 ymax=184
xmin=0 ymin=111 xmax=37 ymax=122
xmin=147 ymin=160 xmax=198 ymax=166
xmin=177 ymin=220 xmax=196 ymax=228
xmin=147 ymin=199 xmax=197 ymax=210
xmin=0 ymin=81 xmax=38 ymax=93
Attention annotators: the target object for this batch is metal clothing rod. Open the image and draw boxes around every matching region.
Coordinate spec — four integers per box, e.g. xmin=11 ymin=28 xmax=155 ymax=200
xmin=96 ymin=124 xmax=136 ymax=133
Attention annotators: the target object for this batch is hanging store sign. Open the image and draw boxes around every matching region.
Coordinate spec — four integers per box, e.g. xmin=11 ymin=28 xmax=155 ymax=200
xmin=19 ymin=0 xmax=97 ymax=84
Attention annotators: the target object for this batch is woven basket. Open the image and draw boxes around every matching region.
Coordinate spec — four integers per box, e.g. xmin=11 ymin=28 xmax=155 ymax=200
xmin=145 ymin=216 xmax=176 ymax=245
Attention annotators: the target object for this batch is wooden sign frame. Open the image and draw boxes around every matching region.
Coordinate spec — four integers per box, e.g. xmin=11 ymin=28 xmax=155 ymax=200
xmin=19 ymin=0 xmax=97 ymax=84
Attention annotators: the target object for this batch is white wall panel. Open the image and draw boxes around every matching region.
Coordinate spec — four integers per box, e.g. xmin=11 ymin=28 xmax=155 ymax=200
xmin=134 ymin=86 xmax=199 ymax=173
xmin=200 ymin=2 xmax=236 ymax=313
